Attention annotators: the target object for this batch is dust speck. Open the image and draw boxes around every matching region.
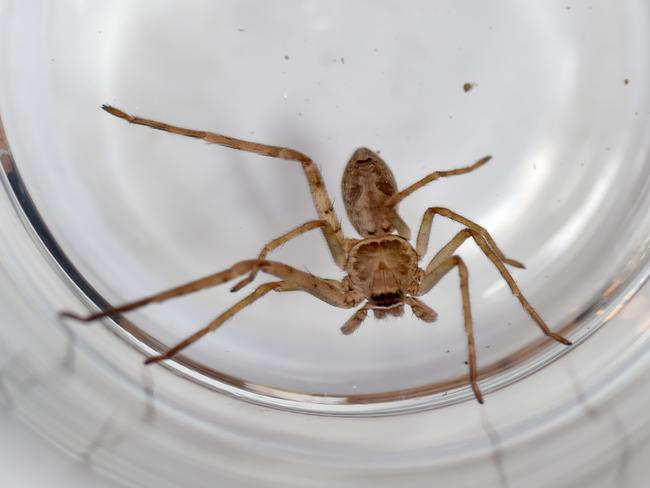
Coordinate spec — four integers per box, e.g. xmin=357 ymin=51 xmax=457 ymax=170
xmin=284 ymin=55 xmax=290 ymax=60
xmin=463 ymin=82 xmax=477 ymax=93
xmin=624 ymin=78 xmax=630 ymax=85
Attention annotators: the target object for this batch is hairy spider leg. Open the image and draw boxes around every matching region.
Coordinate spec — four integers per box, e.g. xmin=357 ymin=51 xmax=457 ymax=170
xmin=231 ymin=219 xmax=345 ymax=293
xmin=416 ymin=207 xmax=524 ymax=268
xmin=340 ymin=303 xmax=372 ymax=335
xmin=145 ymin=281 xmax=289 ymax=364
xmin=60 ymin=260 xmax=266 ymax=322
xmin=61 ymin=260 xmax=362 ymax=363
xmin=417 ymin=226 xmax=571 ymax=346
xmin=418 ymin=255 xmax=481 ymax=403
xmin=102 ymin=105 xmax=346 ymax=249
xmin=384 ymin=156 xmax=492 ymax=210
xmin=404 ymin=296 xmax=437 ymax=322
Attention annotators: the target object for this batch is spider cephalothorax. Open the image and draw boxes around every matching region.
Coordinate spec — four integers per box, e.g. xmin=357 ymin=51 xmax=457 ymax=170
xmin=342 ymin=235 xmax=433 ymax=326
xmin=346 ymin=237 xmax=419 ymax=300
xmin=62 ymin=105 xmax=572 ymax=403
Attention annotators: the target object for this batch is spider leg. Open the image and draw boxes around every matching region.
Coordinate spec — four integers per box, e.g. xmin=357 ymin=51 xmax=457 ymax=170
xmin=388 ymin=210 xmax=412 ymax=240
xmin=464 ymin=229 xmax=572 ymax=346
xmin=419 ymin=228 xmax=571 ymax=346
xmin=61 ymin=259 xmax=356 ymax=323
xmin=60 ymin=260 xmax=266 ymax=322
xmin=418 ymin=255 xmax=482 ymax=403
xmin=145 ymin=281 xmax=290 ymax=364
xmin=419 ymin=226 xmax=516 ymax=290
xmin=420 ymin=229 xmax=472 ymax=286
xmin=145 ymin=262 xmax=359 ymax=363
xmin=252 ymin=261 xmax=357 ymax=307
xmin=231 ymin=219 xmax=346 ymax=293
xmin=415 ymin=207 xmax=524 ymax=268
xmin=384 ymin=156 xmax=492 ymax=209
xmin=340 ymin=303 xmax=371 ymax=335
xmin=102 ymin=104 xmax=345 ymax=247
xmin=404 ymin=297 xmax=437 ymax=322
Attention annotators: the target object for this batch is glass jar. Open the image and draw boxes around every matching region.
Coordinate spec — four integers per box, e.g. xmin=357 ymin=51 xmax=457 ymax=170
xmin=1 ymin=1 xmax=650 ymax=486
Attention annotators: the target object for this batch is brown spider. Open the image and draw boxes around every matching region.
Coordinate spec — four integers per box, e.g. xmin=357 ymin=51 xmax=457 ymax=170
xmin=61 ymin=105 xmax=572 ymax=403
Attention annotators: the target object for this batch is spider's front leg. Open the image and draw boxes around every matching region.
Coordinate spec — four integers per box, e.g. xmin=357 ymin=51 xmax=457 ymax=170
xmin=230 ymin=219 xmax=346 ymax=293
xmin=102 ymin=105 xmax=346 ymax=250
xmin=62 ymin=259 xmax=361 ymax=364
xmin=384 ymin=156 xmax=492 ymax=209
xmin=60 ymin=260 xmax=266 ymax=322
xmin=144 ymin=261 xmax=362 ymax=364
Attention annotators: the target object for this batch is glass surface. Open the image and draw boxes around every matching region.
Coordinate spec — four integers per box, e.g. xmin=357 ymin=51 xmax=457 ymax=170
xmin=1 ymin=1 xmax=650 ymax=486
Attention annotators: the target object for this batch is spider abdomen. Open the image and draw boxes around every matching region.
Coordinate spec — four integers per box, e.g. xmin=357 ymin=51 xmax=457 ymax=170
xmin=342 ymin=147 xmax=398 ymax=237
xmin=346 ymin=236 xmax=419 ymax=306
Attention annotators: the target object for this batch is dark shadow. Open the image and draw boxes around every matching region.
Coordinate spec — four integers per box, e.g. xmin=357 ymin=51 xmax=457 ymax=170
xmin=480 ymin=409 xmax=510 ymax=488
xmin=80 ymin=413 xmax=125 ymax=465
xmin=56 ymin=315 xmax=78 ymax=373
xmin=0 ymin=371 xmax=14 ymax=411
xmin=141 ymin=366 xmax=156 ymax=423
xmin=565 ymin=366 xmax=631 ymax=487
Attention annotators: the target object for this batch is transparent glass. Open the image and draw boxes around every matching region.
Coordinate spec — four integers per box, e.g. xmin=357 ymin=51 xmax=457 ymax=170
xmin=1 ymin=1 xmax=650 ymax=487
